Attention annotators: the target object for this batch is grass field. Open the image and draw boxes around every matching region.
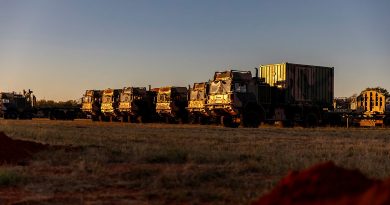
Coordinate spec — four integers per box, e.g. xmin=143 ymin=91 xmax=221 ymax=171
xmin=1 ymin=119 xmax=390 ymax=204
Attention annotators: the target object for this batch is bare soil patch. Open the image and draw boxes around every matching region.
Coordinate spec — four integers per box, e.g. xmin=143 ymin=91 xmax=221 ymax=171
xmin=253 ymin=161 xmax=390 ymax=205
xmin=0 ymin=132 xmax=47 ymax=165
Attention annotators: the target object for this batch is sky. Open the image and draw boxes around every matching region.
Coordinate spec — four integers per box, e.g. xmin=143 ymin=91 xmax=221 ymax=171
xmin=0 ymin=0 xmax=389 ymax=101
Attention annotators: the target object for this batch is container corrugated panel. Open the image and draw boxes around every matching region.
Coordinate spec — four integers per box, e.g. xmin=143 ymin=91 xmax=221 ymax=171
xmin=259 ymin=63 xmax=334 ymax=106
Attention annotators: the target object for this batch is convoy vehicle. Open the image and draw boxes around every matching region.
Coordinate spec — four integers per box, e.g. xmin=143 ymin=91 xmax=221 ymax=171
xmin=100 ymin=88 xmax=121 ymax=121
xmin=1 ymin=90 xmax=80 ymax=120
xmin=10 ymin=61 xmax=390 ymax=128
xmin=205 ymin=69 xmax=268 ymax=127
xmin=206 ymin=63 xmax=335 ymax=127
xmin=187 ymin=82 xmax=210 ymax=124
xmin=156 ymin=86 xmax=188 ymax=123
xmin=81 ymin=90 xmax=103 ymax=121
xmin=118 ymin=87 xmax=157 ymax=122
xmin=0 ymin=90 xmax=35 ymax=119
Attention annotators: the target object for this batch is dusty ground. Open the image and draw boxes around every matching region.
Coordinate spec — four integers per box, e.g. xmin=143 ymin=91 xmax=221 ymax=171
xmin=0 ymin=119 xmax=390 ymax=205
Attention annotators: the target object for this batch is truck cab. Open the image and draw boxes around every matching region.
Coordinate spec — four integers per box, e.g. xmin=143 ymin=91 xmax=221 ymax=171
xmin=206 ymin=70 xmax=262 ymax=127
xmin=156 ymin=86 xmax=188 ymax=123
xmin=101 ymin=88 xmax=121 ymax=121
xmin=0 ymin=90 xmax=35 ymax=119
xmin=187 ymin=82 xmax=210 ymax=123
xmin=118 ymin=87 xmax=156 ymax=122
xmin=81 ymin=90 xmax=102 ymax=121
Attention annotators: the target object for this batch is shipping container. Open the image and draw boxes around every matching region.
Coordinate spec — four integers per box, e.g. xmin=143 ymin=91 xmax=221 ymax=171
xmin=259 ymin=62 xmax=334 ymax=107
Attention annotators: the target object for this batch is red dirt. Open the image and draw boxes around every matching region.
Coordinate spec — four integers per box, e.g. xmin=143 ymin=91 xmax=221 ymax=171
xmin=0 ymin=132 xmax=47 ymax=165
xmin=252 ymin=161 xmax=390 ymax=205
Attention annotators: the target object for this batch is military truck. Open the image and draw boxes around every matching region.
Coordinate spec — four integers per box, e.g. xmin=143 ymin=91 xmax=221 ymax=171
xmin=81 ymin=90 xmax=103 ymax=121
xmin=0 ymin=90 xmax=36 ymax=119
xmin=118 ymin=87 xmax=157 ymax=123
xmin=100 ymin=88 xmax=121 ymax=121
xmin=156 ymin=86 xmax=188 ymax=123
xmin=1 ymin=89 xmax=79 ymax=120
xmin=205 ymin=70 xmax=266 ymax=127
xmin=187 ymin=82 xmax=210 ymax=124
xmin=206 ymin=63 xmax=334 ymax=128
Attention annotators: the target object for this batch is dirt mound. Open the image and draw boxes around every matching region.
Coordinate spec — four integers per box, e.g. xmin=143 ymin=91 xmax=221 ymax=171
xmin=0 ymin=132 xmax=47 ymax=165
xmin=252 ymin=161 xmax=385 ymax=205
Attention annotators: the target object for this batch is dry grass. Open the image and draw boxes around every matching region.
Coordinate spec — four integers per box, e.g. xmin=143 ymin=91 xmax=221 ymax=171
xmin=1 ymin=119 xmax=390 ymax=204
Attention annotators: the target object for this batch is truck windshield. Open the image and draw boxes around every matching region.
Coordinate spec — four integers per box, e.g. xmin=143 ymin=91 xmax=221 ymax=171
xmin=102 ymin=95 xmax=112 ymax=103
xmin=120 ymin=93 xmax=131 ymax=102
xmin=190 ymin=90 xmax=205 ymax=100
xmin=83 ymin=96 xmax=92 ymax=103
xmin=157 ymin=93 xmax=171 ymax=102
xmin=209 ymin=80 xmax=231 ymax=94
xmin=234 ymin=83 xmax=247 ymax=93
